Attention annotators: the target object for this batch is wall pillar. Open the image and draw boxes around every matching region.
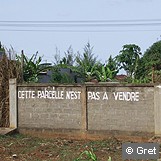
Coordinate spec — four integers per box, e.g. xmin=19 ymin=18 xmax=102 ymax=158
xmin=9 ymin=79 xmax=17 ymax=128
xmin=154 ymin=85 xmax=161 ymax=135
xmin=81 ymin=85 xmax=88 ymax=134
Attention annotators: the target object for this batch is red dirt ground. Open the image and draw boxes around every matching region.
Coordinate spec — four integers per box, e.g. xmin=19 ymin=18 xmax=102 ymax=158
xmin=0 ymin=134 xmax=161 ymax=161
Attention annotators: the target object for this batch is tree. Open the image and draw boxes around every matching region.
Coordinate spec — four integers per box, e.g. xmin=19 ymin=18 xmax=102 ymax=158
xmin=75 ymin=42 xmax=100 ymax=81
xmin=142 ymin=40 xmax=161 ymax=70
xmin=53 ymin=46 xmax=75 ymax=67
xmin=62 ymin=46 xmax=75 ymax=66
xmin=51 ymin=46 xmax=77 ymax=83
xmin=106 ymin=55 xmax=119 ymax=79
xmin=135 ymin=40 xmax=161 ymax=83
xmin=116 ymin=44 xmax=142 ymax=79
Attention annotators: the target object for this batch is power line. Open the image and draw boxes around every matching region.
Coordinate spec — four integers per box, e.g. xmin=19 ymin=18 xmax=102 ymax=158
xmin=0 ymin=19 xmax=161 ymax=32
xmin=0 ymin=23 xmax=161 ymax=27
xmin=0 ymin=29 xmax=161 ymax=32
xmin=0 ymin=19 xmax=161 ymax=23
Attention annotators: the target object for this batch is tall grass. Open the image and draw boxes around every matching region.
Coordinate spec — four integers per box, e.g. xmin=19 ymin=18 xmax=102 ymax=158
xmin=0 ymin=54 xmax=21 ymax=127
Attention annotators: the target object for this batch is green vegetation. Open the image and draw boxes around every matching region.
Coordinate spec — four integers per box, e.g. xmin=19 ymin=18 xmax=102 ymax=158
xmin=135 ymin=40 xmax=161 ymax=83
xmin=116 ymin=44 xmax=142 ymax=82
xmin=16 ymin=52 xmax=52 ymax=83
xmin=74 ymin=148 xmax=98 ymax=161
xmin=0 ymin=41 xmax=5 ymax=54
xmin=1 ymin=40 xmax=161 ymax=84
xmin=74 ymin=147 xmax=112 ymax=161
xmin=75 ymin=43 xmax=100 ymax=82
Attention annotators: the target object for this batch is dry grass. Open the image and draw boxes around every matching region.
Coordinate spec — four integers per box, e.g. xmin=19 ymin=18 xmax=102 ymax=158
xmin=0 ymin=54 xmax=21 ymax=127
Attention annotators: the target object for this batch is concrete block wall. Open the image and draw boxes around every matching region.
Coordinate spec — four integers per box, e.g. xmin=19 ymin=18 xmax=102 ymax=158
xmin=15 ymin=83 xmax=157 ymax=138
xmin=18 ymin=85 xmax=82 ymax=130
xmin=87 ymin=86 xmax=154 ymax=133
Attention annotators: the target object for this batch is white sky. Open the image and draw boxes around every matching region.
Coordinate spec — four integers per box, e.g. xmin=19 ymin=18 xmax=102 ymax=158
xmin=0 ymin=0 xmax=161 ymax=63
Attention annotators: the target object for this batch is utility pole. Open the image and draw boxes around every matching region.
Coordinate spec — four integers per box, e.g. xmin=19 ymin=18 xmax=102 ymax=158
xmin=21 ymin=50 xmax=24 ymax=83
xmin=152 ymin=65 xmax=154 ymax=83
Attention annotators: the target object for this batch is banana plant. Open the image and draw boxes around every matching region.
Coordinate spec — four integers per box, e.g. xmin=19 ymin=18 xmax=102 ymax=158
xmin=16 ymin=52 xmax=51 ymax=83
xmin=96 ymin=65 xmax=117 ymax=82
xmin=85 ymin=63 xmax=100 ymax=82
xmin=73 ymin=63 xmax=100 ymax=82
